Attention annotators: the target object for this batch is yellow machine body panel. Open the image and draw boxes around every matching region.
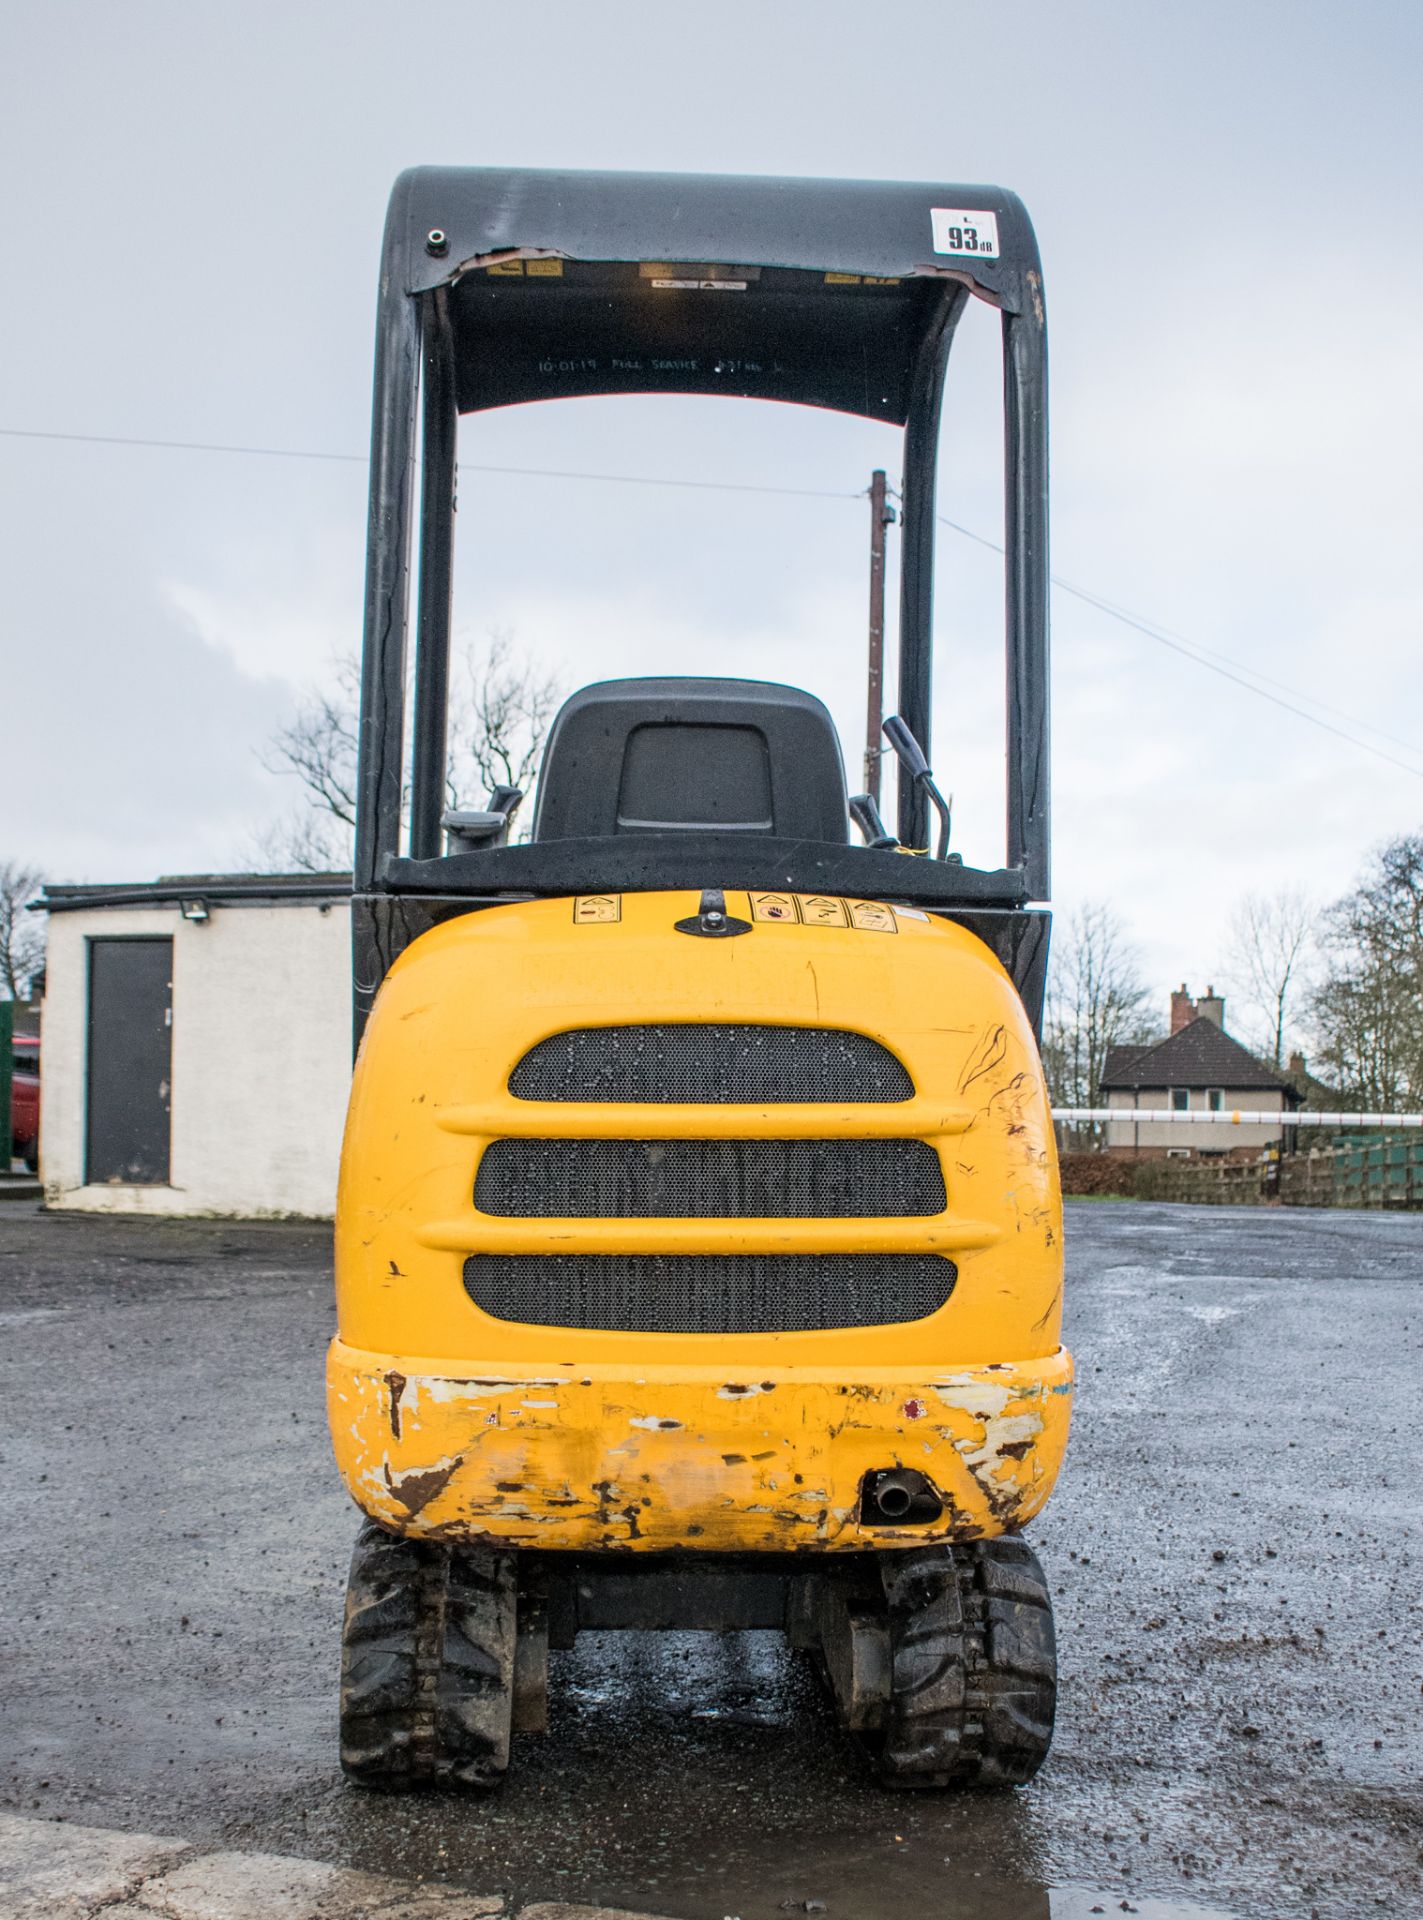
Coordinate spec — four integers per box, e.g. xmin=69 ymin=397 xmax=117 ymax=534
xmin=328 ymin=890 xmax=1071 ymax=1552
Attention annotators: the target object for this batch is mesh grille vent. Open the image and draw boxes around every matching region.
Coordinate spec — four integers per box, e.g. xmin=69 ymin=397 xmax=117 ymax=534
xmin=508 ymin=1024 xmax=913 ymax=1104
xmin=474 ymin=1138 xmax=945 ymax=1218
xmin=463 ymin=1252 xmax=957 ymax=1333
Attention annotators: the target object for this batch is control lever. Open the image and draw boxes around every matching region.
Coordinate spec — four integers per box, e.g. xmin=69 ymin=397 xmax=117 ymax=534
xmin=882 ymin=716 xmax=952 ymax=860
xmin=441 ymin=783 xmax=524 ymax=853
xmin=848 ymin=792 xmax=898 ymax=850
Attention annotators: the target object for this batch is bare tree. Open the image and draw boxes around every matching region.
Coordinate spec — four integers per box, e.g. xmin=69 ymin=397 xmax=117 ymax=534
xmin=266 ymin=657 xmax=361 ymax=838
xmin=260 ymin=631 xmax=562 ymax=872
xmin=1308 ymin=831 xmax=1423 ymax=1109
xmin=1042 ymin=902 xmax=1156 ymax=1136
xmin=460 ymin=629 xmax=563 ymax=800
xmin=1221 ymin=887 xmax=1314 ymax=1069
xmin=0 ymin=861 xmax=47 ymax=999
xmin=248 ymin=805 xmax=353 ymax=877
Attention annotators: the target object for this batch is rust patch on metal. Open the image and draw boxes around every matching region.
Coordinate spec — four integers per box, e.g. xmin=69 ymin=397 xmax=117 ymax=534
xmin=383 ymin=1455 xmax=462 ymax=1516
xmin=385 ymin=1370 xmax=406 ymax=1440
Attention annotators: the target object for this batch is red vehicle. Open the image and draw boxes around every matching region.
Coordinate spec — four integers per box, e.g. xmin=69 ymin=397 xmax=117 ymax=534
xmin=11 ymin=1038 xmax=39 ymax=1172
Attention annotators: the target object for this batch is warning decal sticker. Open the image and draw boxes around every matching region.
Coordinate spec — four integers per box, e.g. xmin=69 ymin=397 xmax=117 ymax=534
xmin=749 ymin=894 xmax=906 ymax=931
xmin=800 ymin=896 xmax=849 ymax=928
xmin=573 ymin=895 xmax=621 ymax=924
xmin=929 ymin=208 xmax=1001 ymax=260
xmin=847 ymin=900 xmax=897 ymax=933
xmin=749 ymin=892 xmax=800 ymax=924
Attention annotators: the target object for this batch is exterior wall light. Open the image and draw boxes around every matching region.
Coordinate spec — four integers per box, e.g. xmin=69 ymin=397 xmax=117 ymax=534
xmin=179 ymin=899 xmax=210 ymax=923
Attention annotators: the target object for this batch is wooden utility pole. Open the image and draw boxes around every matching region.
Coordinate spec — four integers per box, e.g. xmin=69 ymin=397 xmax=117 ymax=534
xmin=863 ymin=469 xmax=891 ymax=803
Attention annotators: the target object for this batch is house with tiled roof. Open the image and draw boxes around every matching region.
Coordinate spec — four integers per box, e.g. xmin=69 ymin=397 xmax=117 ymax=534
xmin=1100 ymin=984 xmax=1301 ymax=1158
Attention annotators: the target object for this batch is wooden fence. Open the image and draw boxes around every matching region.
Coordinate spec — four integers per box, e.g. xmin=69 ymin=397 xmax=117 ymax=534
xmin=1283 ymin=1135 xmax=1423 ymax=1210
xmin=1132 ymin=1158 xmax=1278 ymax=1206
xmin=1070 ymin=1134 xmax=1423 ymax=1210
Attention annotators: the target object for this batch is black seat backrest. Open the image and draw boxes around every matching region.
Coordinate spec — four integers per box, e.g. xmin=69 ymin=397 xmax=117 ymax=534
xmin=531 ymin=677 xmax=849 ymax=844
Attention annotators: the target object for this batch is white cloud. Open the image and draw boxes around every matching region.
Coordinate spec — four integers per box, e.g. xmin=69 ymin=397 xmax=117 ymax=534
xmin=162 ymin=519 xmax=364 ymax=689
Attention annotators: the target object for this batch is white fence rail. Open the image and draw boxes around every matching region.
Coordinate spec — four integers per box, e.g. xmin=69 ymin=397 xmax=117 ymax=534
xmin=1051 ymin=1109 xmax=1423 ymax=1130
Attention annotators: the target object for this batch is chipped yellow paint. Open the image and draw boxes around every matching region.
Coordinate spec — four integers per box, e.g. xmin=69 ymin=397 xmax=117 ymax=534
xmin=330 ymin=888 xmax=1070 ymax=1550
xmin=327 ymin=1344 xmax=1073 ymax=1550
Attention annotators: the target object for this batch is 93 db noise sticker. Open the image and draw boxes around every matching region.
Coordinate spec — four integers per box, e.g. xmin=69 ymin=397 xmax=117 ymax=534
xmin=930 ymin=208 xmax=1000 ymax=260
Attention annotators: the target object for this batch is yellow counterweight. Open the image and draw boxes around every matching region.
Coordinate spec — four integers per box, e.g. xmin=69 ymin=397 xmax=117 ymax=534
xmin=329 ymin=890 xmax=1071 ymax=1552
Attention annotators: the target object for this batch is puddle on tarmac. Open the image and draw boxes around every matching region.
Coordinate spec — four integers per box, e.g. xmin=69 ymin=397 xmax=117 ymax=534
xmin=1051 ymin=1896 xmax=1237 ymax=1920
xmin=645 ymin=1880 xmax=1240 ymax=1920
xmin=624 ymin=1870 xmax=1240 ymax=1920
xmin=305 ymin=1633 xmax=1246 ymax=1920
xmin=539 ymin=1637 xmax=1246 ymax=1920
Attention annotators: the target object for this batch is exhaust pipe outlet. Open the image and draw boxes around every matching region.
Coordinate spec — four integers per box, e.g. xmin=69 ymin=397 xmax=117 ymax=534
xmin=873 ymin=1471 xmax=917 ymax=1520
xmin=861 ymin=1467 xmax=942 ymax=1527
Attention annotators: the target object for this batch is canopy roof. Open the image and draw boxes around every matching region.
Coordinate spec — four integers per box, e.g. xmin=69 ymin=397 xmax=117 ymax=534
xmin=383 ymin=167 xmax=1041 ymax=422
xmin=351 ymin=164 xmax=1052 ymax=995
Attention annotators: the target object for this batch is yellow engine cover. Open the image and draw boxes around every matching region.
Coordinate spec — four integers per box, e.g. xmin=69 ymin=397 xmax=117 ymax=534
xmin=328 ymin=890 xmax=1071 ymax=1552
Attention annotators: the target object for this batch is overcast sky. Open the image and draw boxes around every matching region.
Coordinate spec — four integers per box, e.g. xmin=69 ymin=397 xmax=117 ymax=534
xmin=5 ymin=1 xmax=1422 ymax=1027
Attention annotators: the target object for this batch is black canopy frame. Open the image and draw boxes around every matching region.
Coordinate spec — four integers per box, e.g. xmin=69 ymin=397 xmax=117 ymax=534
xmin=352 ymin=168 xmax=1049 ymax=1020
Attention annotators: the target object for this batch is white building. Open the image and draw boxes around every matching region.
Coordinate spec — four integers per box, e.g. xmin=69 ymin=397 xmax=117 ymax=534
xmin=1099 ymin=984 xmax=1299 ymax=1158
xmin=40 ymin=874 xmax=352 ymax=1217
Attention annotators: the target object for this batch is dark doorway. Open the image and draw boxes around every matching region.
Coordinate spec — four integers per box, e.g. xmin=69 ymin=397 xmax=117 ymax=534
xmin=86 ymin=937 xmax=173 ymax=1185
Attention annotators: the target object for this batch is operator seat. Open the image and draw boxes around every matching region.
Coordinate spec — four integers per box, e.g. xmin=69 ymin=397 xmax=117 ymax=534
xmin=531 ymin=678 xmax=850 ymax=843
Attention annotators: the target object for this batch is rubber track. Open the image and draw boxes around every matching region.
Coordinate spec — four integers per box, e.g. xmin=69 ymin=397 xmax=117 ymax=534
xmin=339 ymin=1520 xmax=515 ymax=1790
xmin=876 ymin=1537 xmax=1056 ymax=1787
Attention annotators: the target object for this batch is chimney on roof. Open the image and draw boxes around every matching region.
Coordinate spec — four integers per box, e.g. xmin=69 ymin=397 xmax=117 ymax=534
xmin=1288 ymin=1050 xmax=1307 ymax=1079
xmin=1197 ymin=984 xmax=1225 ymax=1029
xmin=1170 ymin=983 xmax=1197 ymax=1034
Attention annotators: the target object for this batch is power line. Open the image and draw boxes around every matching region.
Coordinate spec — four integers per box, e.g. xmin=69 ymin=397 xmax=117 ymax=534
xmin=936 ymin=511 xmax=1423 ymax=782
xmin=1056 ymin=580 xmax=1423 ymax=764
xmin=935 ymin=486 xmax=1423 ymax=760
xmin=460 ymin=462 xmax=855 ymax=500
xmin=5 ymin=419 xmax=1413 ymax=779
xmin=0 ymin=424 xmax=367 ymax=465
xmin=1053 ymin=573 xmax=1423 ymax=773
xmin=1060 ymin=578 xmax=1423 ymax=778
xmin=0 ymin=424 xmax=858 ymax=502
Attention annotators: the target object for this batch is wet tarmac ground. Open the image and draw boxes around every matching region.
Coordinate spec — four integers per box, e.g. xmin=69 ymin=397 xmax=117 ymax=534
xmin=1 ymin=1199 xmax=1420 ymax=1919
